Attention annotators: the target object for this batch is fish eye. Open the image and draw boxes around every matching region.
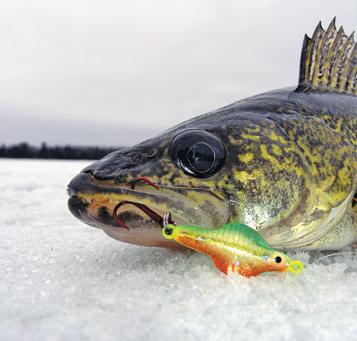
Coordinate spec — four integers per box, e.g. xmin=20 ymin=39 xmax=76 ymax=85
xmin=169 ymin=130 xmax=226 ymax=178
xmin=275 ymin=256 xmax=282 ymax=263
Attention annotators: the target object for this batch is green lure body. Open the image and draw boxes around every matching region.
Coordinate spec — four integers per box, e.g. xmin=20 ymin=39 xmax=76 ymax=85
xmin=163 ymin=223 xmax=304 ymax=277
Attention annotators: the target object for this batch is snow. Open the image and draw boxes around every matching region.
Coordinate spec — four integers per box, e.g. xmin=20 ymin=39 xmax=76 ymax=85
xmin=1 ymin=159 xmax=357 ymax=341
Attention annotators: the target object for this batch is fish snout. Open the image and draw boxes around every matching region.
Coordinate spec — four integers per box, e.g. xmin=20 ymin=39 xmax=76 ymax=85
xmin=67 ymin=172 xmax=94 ymax=224
xmin=67 ymin=172 xmax=93 ymax=195
xmin=80 ymin=145 xmax=161 ymax=181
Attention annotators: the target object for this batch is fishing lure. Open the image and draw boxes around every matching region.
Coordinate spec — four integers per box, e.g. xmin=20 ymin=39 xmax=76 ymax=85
xmin=162 ymin=221 xmax=304 ymax=277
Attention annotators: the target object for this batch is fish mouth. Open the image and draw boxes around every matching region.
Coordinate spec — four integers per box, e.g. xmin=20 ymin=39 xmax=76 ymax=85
xmin=112 ymin=200 xmax=176 ymax=230
xmin=67 ymin=172 xmax=229 ymax=248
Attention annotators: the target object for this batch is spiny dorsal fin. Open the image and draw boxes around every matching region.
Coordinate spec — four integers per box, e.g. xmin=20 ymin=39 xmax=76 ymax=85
xmin=297 ymin=18 xmax=357 ymax=96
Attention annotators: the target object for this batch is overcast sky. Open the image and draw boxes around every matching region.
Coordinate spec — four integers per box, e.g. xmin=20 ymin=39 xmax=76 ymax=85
xmin=1 ymin=0 xmax=356 ymax=146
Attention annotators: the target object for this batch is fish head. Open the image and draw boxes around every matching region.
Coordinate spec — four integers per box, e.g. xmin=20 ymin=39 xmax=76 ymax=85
xmin=68 ymin=88 xmax=353 ymax=250
xmin=67 ymin=125 xmax=231 ymax=248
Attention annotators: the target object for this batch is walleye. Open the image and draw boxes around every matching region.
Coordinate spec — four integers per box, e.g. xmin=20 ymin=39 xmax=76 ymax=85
xmin=68 ymin=19 xmax=356 ymax=251
xmin=162 ymin=222 xmax=304 ymax=277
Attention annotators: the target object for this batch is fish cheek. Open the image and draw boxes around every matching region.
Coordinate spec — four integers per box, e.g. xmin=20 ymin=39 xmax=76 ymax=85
xmin=226 ymin=119 xmax=310 ymax=237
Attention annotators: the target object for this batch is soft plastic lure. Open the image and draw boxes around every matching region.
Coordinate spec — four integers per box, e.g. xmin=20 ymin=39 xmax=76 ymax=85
xmin=162 ymin=222 xmax=304 ymax=277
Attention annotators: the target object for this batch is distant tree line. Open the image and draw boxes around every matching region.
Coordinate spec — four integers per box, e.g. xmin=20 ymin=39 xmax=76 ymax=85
xmin=0 ymin=142 xmax=122 ymax=160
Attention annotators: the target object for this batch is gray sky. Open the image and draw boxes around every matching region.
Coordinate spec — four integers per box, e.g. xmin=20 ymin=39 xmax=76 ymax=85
xmin=1 ymin=0 xmax=356 ymax=146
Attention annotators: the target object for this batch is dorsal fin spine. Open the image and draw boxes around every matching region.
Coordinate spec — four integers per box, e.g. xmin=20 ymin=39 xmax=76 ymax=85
xmin=310 ymin=22 xmax=324 ymax=84
xmin=312 ymin=21 xmax=334 ymax=85
xmin=330 ymin=31 xmax=349 ymax=88
xmin=345 ymin=44 xmax=356 ymax=94
xmin=326 ymin=27 xmax=346 ymax=86
xmin=337 ymin=33 xmax=355 ymax=92
xmin=318 ymin=19 xmax=337 ymax=86
xmin=299 ymin=34 xmax=311 ymax=86
xmin=297 ymin=19 xmax=357 ymax=96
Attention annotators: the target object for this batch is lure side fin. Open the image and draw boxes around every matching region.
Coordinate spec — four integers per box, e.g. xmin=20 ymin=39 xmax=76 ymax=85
xmin=210 ymin=256 xmax=229 ymax=275
xmin=297 ymin=18 xmax=356 ymax=96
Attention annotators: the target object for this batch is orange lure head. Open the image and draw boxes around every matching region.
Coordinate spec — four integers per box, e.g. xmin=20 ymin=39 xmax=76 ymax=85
xmin=162 ymin=223 xmax=304 ymax=277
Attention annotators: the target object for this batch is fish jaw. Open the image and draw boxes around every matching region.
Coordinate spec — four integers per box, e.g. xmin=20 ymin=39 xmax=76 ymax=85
xmin=68 ymin=171 xmax=229 ymax=248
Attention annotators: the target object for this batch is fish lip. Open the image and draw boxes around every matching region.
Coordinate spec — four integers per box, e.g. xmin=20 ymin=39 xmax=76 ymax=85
xmin=67 ymin=172 xmax=120 ymax=228
xmin=67 ymin=195 xmax=98 ymax=228
xmin=67 ymin=195 xmax=87 ymax=220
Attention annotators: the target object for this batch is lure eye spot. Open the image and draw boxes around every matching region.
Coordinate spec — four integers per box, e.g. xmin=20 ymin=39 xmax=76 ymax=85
xmin=164 ymin=227 xmax=173 ymax=236
xmin=275 ymin=256 xmax=282 ymax=263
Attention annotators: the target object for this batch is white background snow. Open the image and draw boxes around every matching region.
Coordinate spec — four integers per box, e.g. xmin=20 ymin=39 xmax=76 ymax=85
xmin=1 ymin=159 xmax=357 ymax=340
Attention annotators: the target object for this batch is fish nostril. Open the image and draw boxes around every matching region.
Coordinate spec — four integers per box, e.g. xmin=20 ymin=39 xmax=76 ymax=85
xmin=145 ymin=149 xmax=157 ymax=158
xmin=82 ymin=168 xmax=104 ymax=179
xmin=131 ymin=153 xmax=144 ymax=164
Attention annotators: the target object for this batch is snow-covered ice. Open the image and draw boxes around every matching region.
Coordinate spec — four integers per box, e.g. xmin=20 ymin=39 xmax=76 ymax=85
xmin=1 ymin=159 xmax=357 ymax=341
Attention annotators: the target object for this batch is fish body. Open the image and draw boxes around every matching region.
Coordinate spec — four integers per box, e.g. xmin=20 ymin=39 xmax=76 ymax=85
xmin=162 ymin=223 xmax=303 ymax=276
xmin=67 ymin=19 xmax=357 ymax=251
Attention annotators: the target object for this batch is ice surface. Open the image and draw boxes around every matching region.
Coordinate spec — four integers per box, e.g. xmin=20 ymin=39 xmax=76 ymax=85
xmin=1 ymin=159 xmax=357 ymax=341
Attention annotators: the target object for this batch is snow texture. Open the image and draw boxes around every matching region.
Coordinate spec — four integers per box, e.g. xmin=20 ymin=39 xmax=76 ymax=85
xmin=1 ymin=159 xmax=357 ymax=341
